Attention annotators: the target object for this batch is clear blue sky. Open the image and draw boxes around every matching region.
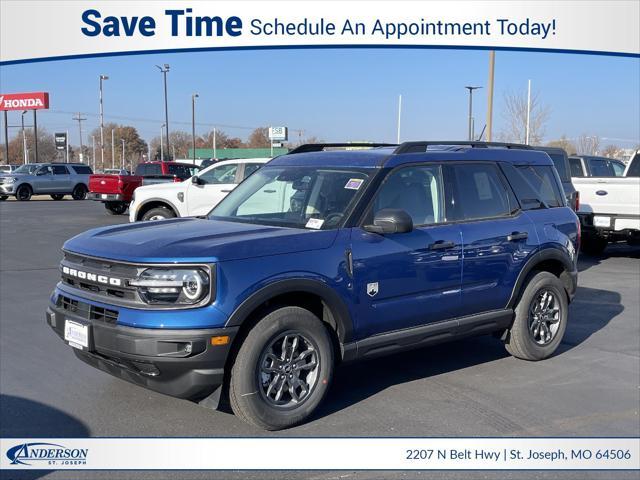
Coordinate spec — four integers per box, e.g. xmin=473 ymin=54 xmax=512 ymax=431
xmin=1 ymin=48 xmax=639 ymax=148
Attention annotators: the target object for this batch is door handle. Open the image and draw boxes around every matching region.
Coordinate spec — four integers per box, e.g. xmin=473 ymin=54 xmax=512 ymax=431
xmin=429 ymin=240 xmax=455 ymax=250
xmin=220 ymin=189 xmax=232 ymax=193
xmin=507 ymin=231 xmax=528 ymax=241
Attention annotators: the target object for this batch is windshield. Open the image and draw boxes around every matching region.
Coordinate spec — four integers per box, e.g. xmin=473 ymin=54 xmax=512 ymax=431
xmin=209 ymin=166 xmax=371 ymax=229
xmin=13 ymin=164 xmax=39 ymax=174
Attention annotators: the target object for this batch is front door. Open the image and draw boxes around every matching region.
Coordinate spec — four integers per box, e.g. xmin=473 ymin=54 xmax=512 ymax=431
xmin=350 ymin=164 xmax=463 ymax=339
xmin=186 ymin=162 xmax=239 ymax=216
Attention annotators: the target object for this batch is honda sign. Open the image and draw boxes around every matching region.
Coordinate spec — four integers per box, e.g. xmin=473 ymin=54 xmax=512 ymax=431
xmin=0 ymin=92 xmax=50 ymax=111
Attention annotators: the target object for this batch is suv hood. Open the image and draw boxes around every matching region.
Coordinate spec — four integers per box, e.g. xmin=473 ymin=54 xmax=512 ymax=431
xmin=64 ymin=217 xmax=338 ymax=263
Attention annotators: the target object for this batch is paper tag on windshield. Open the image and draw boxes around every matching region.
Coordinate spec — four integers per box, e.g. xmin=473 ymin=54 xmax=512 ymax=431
xmin=305 ymin=218 xmax=324 ymax=230
xmin=344 ymin=178 xmax=364 ymax=190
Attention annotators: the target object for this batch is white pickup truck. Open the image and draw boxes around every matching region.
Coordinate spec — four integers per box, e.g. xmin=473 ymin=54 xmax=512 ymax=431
xmin=572 ymin=150 xmax=640 ymax=254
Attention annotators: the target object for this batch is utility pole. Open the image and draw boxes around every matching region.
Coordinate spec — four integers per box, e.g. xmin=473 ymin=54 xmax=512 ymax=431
xmin=486 ymin=51 xmax=496 ymax=142
xmin=121 ymin=138 xmax=125 ymax=169
xmin=33 ymin=110 xmax=38 ymax=162
xmin=191 ymin=93 xmax=199 ymax=164
xmin=72 ymin=112 xmax=86 ymax=161
xmin=92 ymin=136 xmax=96 ymax=171
xmin=397 ymin=94 xmax=402 ymax=144
xmin=21 ymin=111 xmax=28 ymax=164
xmin=465 ymin=86 xmax=482 ymax=141
xmin=213 ymin=127 xmax=217 ymax=159
xmin=3 ymin=111 xmax=9 ymax=165
xmin=66 ymin=130 xmax=70 ymax=163
xmin=99 ymin=74 xmax=108 ymax=168
xmin=111 ymin=128 xmax=115 ymax=168
xmin=525 ymin=79 xmax=532 ymax=145
xmin=160 ymin=124 xmax=165 ymax=161
xmin=156 ymin=64 xmax=170 ymax=160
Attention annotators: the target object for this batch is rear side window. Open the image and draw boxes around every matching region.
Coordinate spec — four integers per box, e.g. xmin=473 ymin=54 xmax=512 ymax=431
xmin=451 ymin=164 xmax=513 ymax=220
xmin=611 ymin=161 xmax=625 ymax=176
xmin=167 ymin=164 xmax=193 ymax=179
xmin=546 ymin=153 xmax=569 ymax=181
xmin=243 ymin=163 xmax=263 ymax=179
xmin=71 ymin=165 xmax=92 ymax=174
xmin=517 ymin=165 xmax=565 ymax=207
xmin=588 ymin=158 xmax=613 ymax=176
xmin=52 ymin=165 xmax=68 ymax=175
xmin=569 ymin=158 xmax=584 ymax=177
xmin=135 ymin=164 xmax=147 ymax=176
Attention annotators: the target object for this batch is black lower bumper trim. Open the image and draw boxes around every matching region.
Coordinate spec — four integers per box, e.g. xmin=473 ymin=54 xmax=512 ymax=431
xmin=46 ymin=304 xmax=237 ymax=400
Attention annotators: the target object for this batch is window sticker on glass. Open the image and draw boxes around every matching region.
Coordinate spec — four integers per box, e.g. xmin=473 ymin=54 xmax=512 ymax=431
xmin=344 ymin=178 xmax=364 ymax=190
xmin=305 ymin=218 xmax=324 ymax=230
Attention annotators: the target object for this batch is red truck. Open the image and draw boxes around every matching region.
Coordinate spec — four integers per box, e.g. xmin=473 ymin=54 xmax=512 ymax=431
xmin=88 ymin=162 xmax=197 ymax=214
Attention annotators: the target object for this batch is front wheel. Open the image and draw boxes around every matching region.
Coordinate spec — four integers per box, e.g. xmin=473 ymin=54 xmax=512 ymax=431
xmin=141 ymin=207 xmax=176 ymax=221
xmin=229 ymin=307 xmax=334 ymax=430
xmin=105 ymin=202 xmax=128 ymax=215
xmin=71 ymin=184 xmax=88 ymax=200
xmin=16 ymin=185 xmax=32 ymax=201
xmin=505 ymin=271 xmax=568 ymax=361
xmin=51 ymin=194 xmax=64 ymax=201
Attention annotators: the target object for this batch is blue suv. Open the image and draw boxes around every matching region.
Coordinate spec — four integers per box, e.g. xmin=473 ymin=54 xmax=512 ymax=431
xmin=47 ymin=141 xmax=579 ymax=430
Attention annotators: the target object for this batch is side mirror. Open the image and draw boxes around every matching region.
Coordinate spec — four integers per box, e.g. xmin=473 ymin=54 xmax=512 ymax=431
xmin=363 ymin=208 xmax=413 ymax=234
xmin=191 ymin=175 xmax=203 ymax=185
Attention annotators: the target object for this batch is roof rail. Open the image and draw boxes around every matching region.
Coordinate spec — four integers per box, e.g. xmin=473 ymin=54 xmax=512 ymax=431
xmin=288 ymin=142 xmax=397 ymax=154
xmin=394 ymin=141 xmax=533 ymax=154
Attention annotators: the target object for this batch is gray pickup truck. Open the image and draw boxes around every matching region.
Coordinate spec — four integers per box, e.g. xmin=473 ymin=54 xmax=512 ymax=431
xmin=0 ymin=163 xmax=93 ymax=201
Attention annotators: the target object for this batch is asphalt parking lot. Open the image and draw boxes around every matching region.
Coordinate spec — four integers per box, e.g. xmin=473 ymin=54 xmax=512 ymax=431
xmin=1 ymin=199 xmax=639 ymax=480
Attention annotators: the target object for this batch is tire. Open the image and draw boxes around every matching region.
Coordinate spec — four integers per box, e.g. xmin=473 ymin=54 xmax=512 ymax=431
xmin=505 ymin=271 xmax=568 ymax=361
xmin=141 ymin=207 xmax=176 ymax=221
xmin=50 ymin=194 xmax=64 ymax=201
xmin=581 ymin=234 xmax=608 ymax=255
xmin=15 ymin=184 xmax=32 ymax=201
xmin=71 ymin=184 xmax=88 ymax=200
xmin=229 ymin=306 xmax=334 ymax=430
xmin=0 ymin=195 xmax=7 ymax=201
xmin=105 ymin=202 xmax=128 ymax=215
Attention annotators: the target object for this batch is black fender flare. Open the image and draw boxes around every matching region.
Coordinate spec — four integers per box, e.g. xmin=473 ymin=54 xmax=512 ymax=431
xmin=225 ymin=278 xmax=354 ymax=343
xmin=507 ymin=247 xmax=576 ymax=309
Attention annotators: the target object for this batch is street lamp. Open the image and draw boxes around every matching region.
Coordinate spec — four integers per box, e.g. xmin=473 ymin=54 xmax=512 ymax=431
xmin=99 ymin=75 xmax=109 ymax=169
xmin=191 ymin=93 xmax=199 ymax=165
xmin=121 ymin=138 xmax=126 ymax=169
xmin=21 ymin=110 xmax=28 ymax=164
xmin=465 ymin=86 xmax=482 ymax=141
xmin=155 ymin=64 xmax=170 ymax=160
xmin=160 ymin=124 xmax=165 ymax=162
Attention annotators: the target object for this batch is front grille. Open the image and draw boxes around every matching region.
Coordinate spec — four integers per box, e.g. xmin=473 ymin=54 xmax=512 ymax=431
xmin=57 ymin=295 xmax=119 ymax=324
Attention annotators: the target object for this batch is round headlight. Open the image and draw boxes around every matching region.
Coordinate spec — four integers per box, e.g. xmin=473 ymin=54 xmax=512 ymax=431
xmin=130 ymin=267 xmax=210 ymax=306
xmin=182 ymin=271 xmax=204 ymax=300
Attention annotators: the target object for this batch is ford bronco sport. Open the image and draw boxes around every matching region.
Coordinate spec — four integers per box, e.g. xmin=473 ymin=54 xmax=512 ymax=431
xmin=47 ymin=141 xmax=579 ymax=430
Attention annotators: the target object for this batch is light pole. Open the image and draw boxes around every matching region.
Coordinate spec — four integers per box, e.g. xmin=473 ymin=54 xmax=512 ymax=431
xmin=121 ymin=139 xmax=125 ymax=169
xmin=21 ymin=110 xmax=28 ymax=164
xmin=465 ymin=86 xmax=482 ymax=141
xmin=155 ymin=64 xmax=170 ymax=160
xmin=111 ymin=129 xmax=115 ymax=168
xmin=160 ymin=124 xmax=165 ymax=162
xmin=91 ymin=135 xmax=96 ymax=171
xmin=191 ymin=93 xmax=199 ymax=164
xmin=99 ymin=74 xmax=108 ymax=169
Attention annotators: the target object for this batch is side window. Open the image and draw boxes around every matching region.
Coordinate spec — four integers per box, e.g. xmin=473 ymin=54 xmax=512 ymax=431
xmin=149 ymin=164 xmax=163 ymax=176
xmin=452 ymin=164 xmax=512 ymax=220
xmin=611 ymin=161 xmax=625 ymax=176
xmin=588 ymin=158 xmax=613 ymax=176
xmin=242 ymin=163 xmax=262 ymax=180
xmin=71 ymin=165 xmax=92 ymax=174
xmin=569 ymin=158 xmax=584 ymax=177
xmin=199 ymin=164 xmax=238 ymax=184
xmin=135 ymin=164 xmax=147 ymax=176
xmin=371 ymin=165 xmax=444 ymax=226
xmin=52 ymin=165 xmax=69 ymax=175
xmin=517 ymin=165 xmax=564 ymax=207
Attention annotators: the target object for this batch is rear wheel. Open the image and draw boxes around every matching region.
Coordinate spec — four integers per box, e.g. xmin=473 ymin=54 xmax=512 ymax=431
xmin=16 ymin=184 xmax=32 ymax=201
xmin=229 ymin=306 xmax=334 ymax=430
xmin=105 ymin=202 xmax=128 ymax=215
xmin=71 ymin=184 xmax=88 ymax=200
xmin=505 ymin=271 xmax=568 ymax=361
xmin=141 ymin=207 xmax=176 ymax=221
xmin=50 ymin=194 xmax=64 ymax=201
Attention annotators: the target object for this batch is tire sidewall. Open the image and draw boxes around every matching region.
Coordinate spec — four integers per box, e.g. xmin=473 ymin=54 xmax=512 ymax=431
xmin=72 ymin=184 xmax=87 ymax=200
xmin=514 ymin=272 xmax=568 ymax=360
xmin=231 ymin=307 xmax=334 ymax=430
xmin=142 ymin=207 xmax=175 ymax=221
xmin=16 ymin=185 xmax=31 ymax=201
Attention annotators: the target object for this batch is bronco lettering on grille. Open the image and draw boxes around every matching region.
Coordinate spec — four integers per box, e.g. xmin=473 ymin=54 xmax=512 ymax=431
xmin=62 ymin=265 xmax=122 ymax=286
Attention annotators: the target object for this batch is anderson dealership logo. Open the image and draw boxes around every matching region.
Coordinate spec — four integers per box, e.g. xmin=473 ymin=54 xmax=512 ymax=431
xmin=6 ymin=442 xmax=88 ymax=466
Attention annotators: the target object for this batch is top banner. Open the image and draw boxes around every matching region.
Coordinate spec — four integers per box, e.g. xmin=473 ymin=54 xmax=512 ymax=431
xmin=0 ymin=0 xmax=639 ymax=64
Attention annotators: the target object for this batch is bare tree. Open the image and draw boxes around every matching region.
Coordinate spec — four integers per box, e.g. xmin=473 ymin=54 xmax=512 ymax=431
xmin=600 ymin=144 xmax=620 ymax=158
xmin=575 ymin=135 xmax=600 ymax=155
xmin=247 ymin=127 xmax=270 ymax=148
xmin=546 ymin=135 xmax=577 ymax=155
xmin=499 ymin=89 xmax=550 ymax=144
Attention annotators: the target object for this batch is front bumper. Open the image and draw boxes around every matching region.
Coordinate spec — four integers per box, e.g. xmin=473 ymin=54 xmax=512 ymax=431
xmin=46 ymin=300 xmax=238 ymax=400
xmin=87 ymin=192 xmax=125 ymax=202
xmin=0 ymin=184 xmax=15 ymax=194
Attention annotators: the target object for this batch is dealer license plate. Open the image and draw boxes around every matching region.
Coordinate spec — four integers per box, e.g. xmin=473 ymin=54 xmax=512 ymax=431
xmin=593 ymin=216 xmax=611 ymax=228
xmin=101 ymin=194 xmax=108 ymax=199
xmin=64 ymin=320 xmax=88 ymax=350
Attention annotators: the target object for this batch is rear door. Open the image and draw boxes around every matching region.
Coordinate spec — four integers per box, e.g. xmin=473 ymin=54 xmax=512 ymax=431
xmin=350 ymin=164 xmax=463 ymax=338
xmin=51 ymin=165 xmax=72 ymax=192
xmin=451 ymin=163 xmax=537 ymax=316
xmin=186 ymin=162 xmax=240 ymax=215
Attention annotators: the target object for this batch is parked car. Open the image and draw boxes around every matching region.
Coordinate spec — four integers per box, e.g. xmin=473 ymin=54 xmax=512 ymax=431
xmin=569 ymin=155 xmax=626 ymax=178
xmin=129 ymin=158 xmax=269 ymax=221
xmin=0 ymin=164 xmax=17 ymax=174
xmin=88 ymin=161 xmax=195 ymax=215
xmin=533 ymin=146 xmax=578 ymax=210
xmin=47 ymin=141 xmax=579 ymax=430
xmin=572 ymin=152 xmax=640 ymax=254
xmin=0 ymin=163 xmax=92 ymax=201
xmin=103 ymin=168 xmax=131 ymax=175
